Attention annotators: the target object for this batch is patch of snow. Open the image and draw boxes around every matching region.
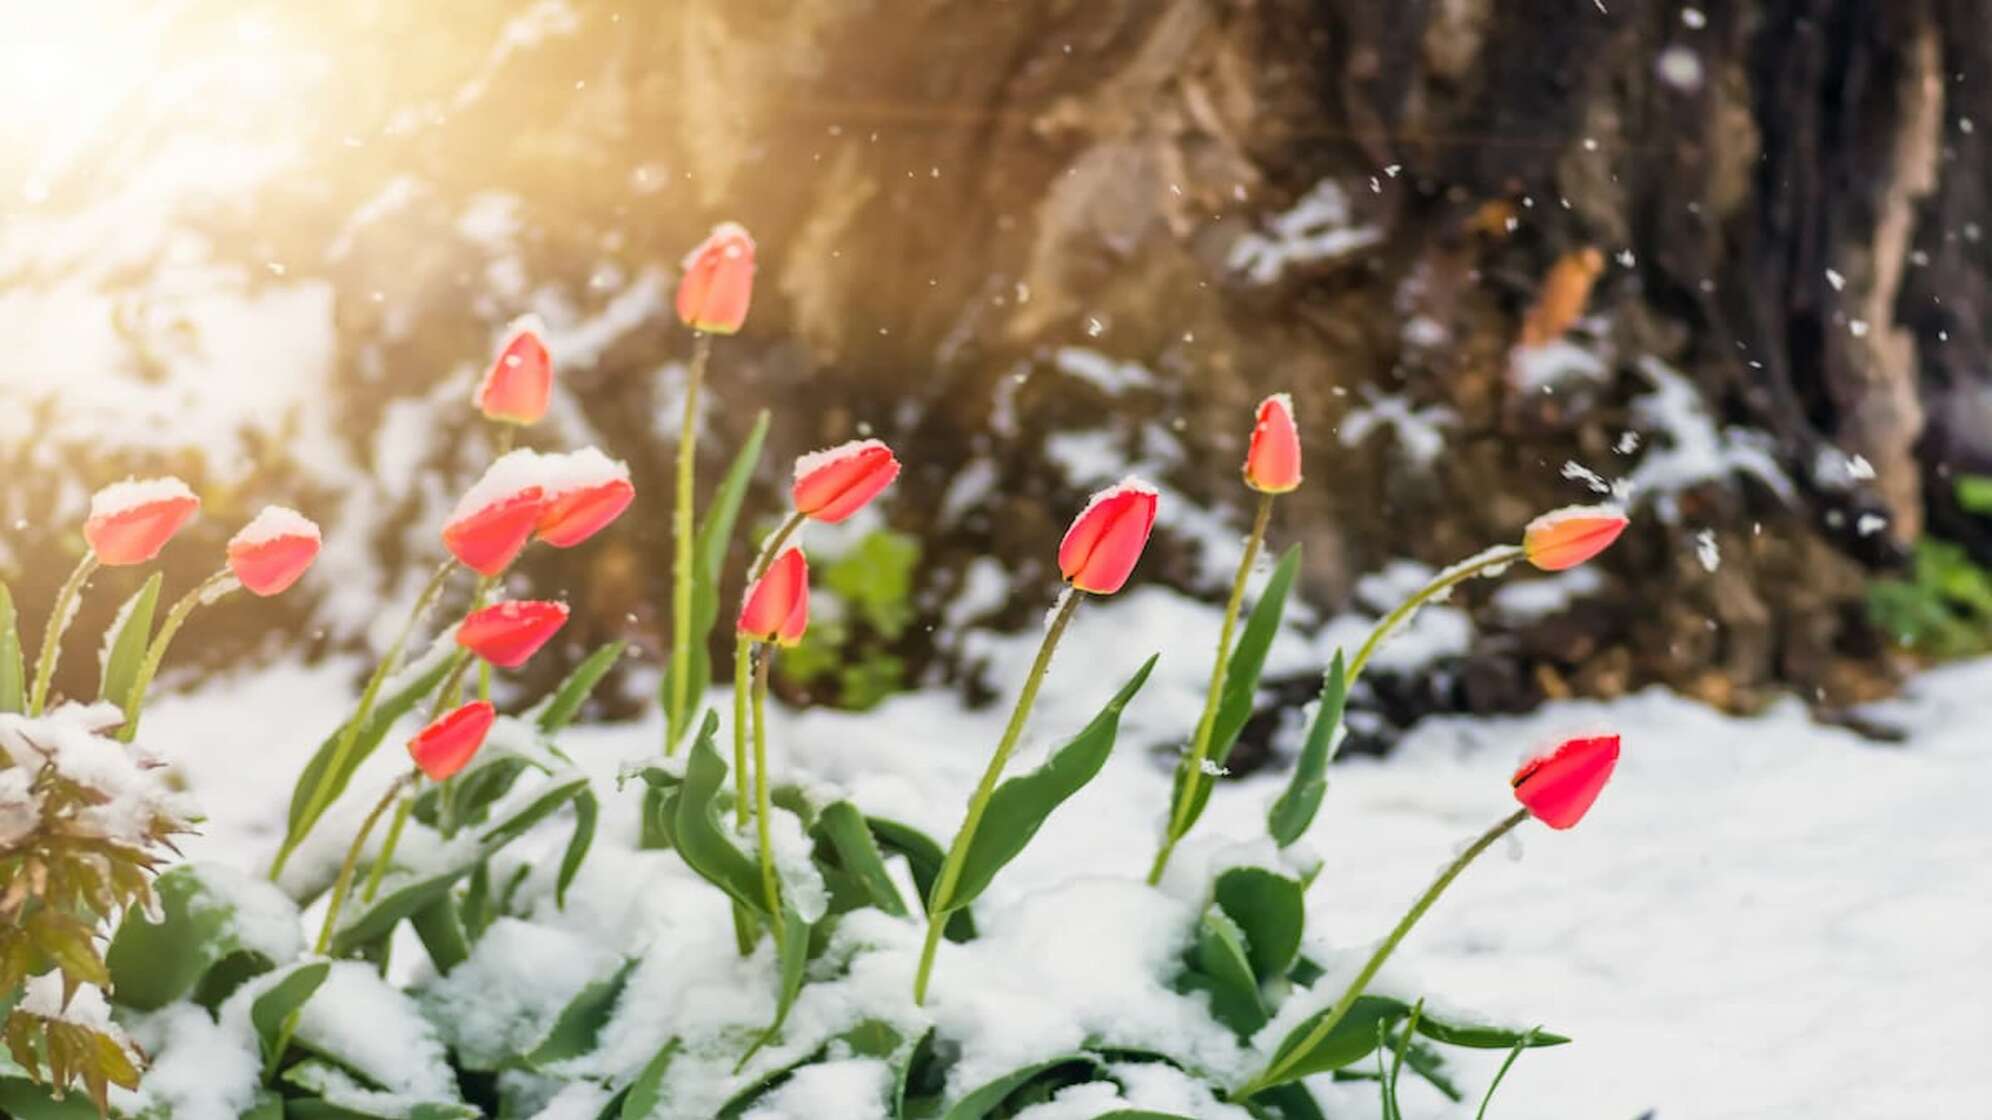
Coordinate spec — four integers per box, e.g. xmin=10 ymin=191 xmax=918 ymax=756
xmin=794 ymin=438 xmax=890 ymax=482
xmin=1339 ymin=389 xmax=1456 ymax=467
xmin=1625 ymin=357 xmax=1794 ymax=520
xmin=1052 ymin=348 xmax=1157 ymax=394
xmin=1490 ymin=568 xmax=1606 ymax=623
xmin=88 ymin=476 xmax=197 ymax=521
xmin=1229 ymin=180 xmax=1384 ymax=284
xmin=231 ymin=506 xmax=321 ymax=548
xmin=422 ymin=918 xmax=621 ymax=1070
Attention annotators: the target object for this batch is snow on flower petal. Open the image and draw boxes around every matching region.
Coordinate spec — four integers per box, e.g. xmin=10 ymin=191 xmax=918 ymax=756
xmin=456 ymin=599 xmax=569 ymax=668
xmin=226 ymin=506 xmax=322 ymax=597
xmin=791 ymin=439 xmax=900 ymax=523
xmin=1057 ymin=478 xmax=1159 ymax=596
xmin=475 ymin=315 xmax=553 ymax=425
xmin=676 ymin=221 xmax=755 ymax=334
xmin=443 ymin=450 xmax=551 ymax=575
xmin=1523 ymin=503 xmax=1629 ymax=571
xmin=1244 ymin=393 xmax=1302 ymax=493
xmin=407 ymin=701 xmax=496 ymax=782
xmin=534 ymin=448 xmax=635 ymax=547
xmin=85 ymin=477 xmax=200 ymax=566
xmin=1512 ymin=734 xmax=1620 ymax=829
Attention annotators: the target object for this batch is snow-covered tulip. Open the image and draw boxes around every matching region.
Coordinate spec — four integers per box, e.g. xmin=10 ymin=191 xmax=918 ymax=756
xmin=1523 ymin=504 xmax=1629 ymax=571
xmin=475 ymin=317 xmax=553 ymax=425
xmin=792 ymin=439 xmax=900 ymax=523
xmin=407 ymin=701 xmax=497 ymax=782
xmin=84 ymin=478 xmax=200 ymax=566
xmin=676 ymin=222 xmax=755 ymax=334
xmin=738 ymin=547 xmax=808 ymax=647
xmin=1512 ymin=734 xmax=1620 ymax=830
xmin=226 ymin=507 xmax=321 ymax=596
xmin=443 ymin=452 xmax=550 ymax=576
xmin=1057 ymin=479 xmax=1159 ymax=596
xmin=457 ymin=600 xmax=569 ymax=669
xmin=536 ymin=448 xmax=635 ymax=548
xmin=1243 ymin=394 xmax=1302 ymax=494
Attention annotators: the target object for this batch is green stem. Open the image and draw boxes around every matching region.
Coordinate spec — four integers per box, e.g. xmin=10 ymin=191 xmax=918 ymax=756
xmin=457 ymin=573 xmax=497 ymax=708
xmin=912 ymin=588 xmax=1084 ymax=1005
xmin=478 ymin=419 xmax=513 ymax=704
xmin=272 ymin=558 xmax=457 ymax=881
xmin=313 ymin=770 xmax=416 ymax=955
xmin=729 ymin=636 xmax=759 ymax=955
xmin=749 ymin=511 xmax=806 ymax=581
xmin=751 ymin=646 xmax=781 ymax=920
xmin=118 ymin=569 xmax=237 ymax=742
xmin=1345 ymin=546 xmax=1523 ymax=684
xmin=28 ymin=552 xmax=99 ymax=716
xmin=1230 ymin=808 xmax=1530 ymax=1101
xmin=666 ymin=333 xmax=712 ymax=755
xmin=1149 ymin=491 xmax=1274 ymax=884
xmin=363 ymin=792 xmax=413 ymax=903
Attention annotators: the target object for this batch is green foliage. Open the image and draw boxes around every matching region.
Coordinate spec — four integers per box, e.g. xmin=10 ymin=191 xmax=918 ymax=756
xmin=662 ymin=411 xmax=770 ymax=744
xmin=106 ymin=864 xmax=296 ymax=1011
xmin=1867 ymin=537 xmax=1992 ymax=656
xmin=783 ymin=529 xmax=922 ymax=710
xmin=0 ymin=580 xmax=22 ymax=714
xmin=1267 ymin=652 xmax=1346 ymax=847
xmin=97 ymin=574 xmax=161 ymax=716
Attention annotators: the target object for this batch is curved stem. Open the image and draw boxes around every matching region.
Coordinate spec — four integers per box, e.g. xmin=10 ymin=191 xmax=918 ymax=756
xmin=363 ymin=792 xmax=413 ymax=903
xmin=1346 ymin=546 xmax=1523 ymax=684
xmin=666 ymin=333 xmax=712 ymax=754
xmin=728 ymin=636 xmax=759 ymax=955
xmin=28 ymin=553 xmax=99 ymax=716
xmin=1150 ymin=492 xmax=1273 ymax=884
xmin=751 ymin=647 xmax=782 ymax=920
xmin=749 ymin=511 xmax=807 ymax=581
xmin=477 ymin=424 xmax=516 ymax=704
xmin=272 ymin=558 xmax=456 ymax=881
xmin=1231 ymin=808 xmax=1530 ymax=1101
xmin=118 ymin=569 xmax=237 ymax=742
xmin=314 ymin=769 xmax=416 ymax=955
xmin=913 ymin=588 xmax=1084 ymax=1005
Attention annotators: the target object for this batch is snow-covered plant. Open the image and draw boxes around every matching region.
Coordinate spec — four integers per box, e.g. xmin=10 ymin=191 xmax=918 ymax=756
xmin=1 ymin=487 xmax=318 ymax=1111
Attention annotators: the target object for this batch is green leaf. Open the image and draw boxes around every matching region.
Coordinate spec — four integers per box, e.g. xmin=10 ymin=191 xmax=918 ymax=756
xmin=279 ymin=652 xmax=458 ymax=870
xmin=1177 ymin=546 xmax=1299 ymax=834
xmin=98 ymin=572 xmax=161 ymax=712
xmin=282 ymin=1059 xmax=478 ymax=1119
xmin=867 ymin=817 xmax=974 ymax=941
xmin=409 ymin=896 xmax=470 ymax=974
xmin=1257 ymin=997 xmax=1410 ymax=1086
xmin=0 ymin=581 xmax=25 ymax=714
xmin=719 ymin=1019 xmax=907 ymax=1118
xmin=1188 ymin=908 xmax=1267 ymax=1036
xmin=1268 ymin=652 xmax=1346 ymax=847
xmin=558 ymin=788 xmax=599 ymax=908
xmin=524 ymin=958 xmax=637 ymax=1069
xmin=1957 ymin=473 xmax=1992 ymax=515
xmin=249 ymin=961 xmax=331 ymax=1066
xmin=537 ymin=641 xmax=626 ymax=733
xmin=0 ymin=1079 xmax=100 ymax=1120
xmin=1212 ymin=867 xmax=1304 ymax=984
xmin=672 ymin=714 xmax=773 ymax=915
xmin=946 ymin=655 xmax=1157 ymax=912
xmin=812 ymin=801 xmax=907 ymax=917
xmin=106 ymin=863 xmax=300 ymax=1011
xmin=938 ymin=1054 xmax=1106 ymax=1120
xmin=1247 ymin=1083 xmax=1328 ymax=1120
xmin=664 ymin=410 xmax=771 ymax=743
xmin=619 ymin=1039 xmax=681 ymax=1120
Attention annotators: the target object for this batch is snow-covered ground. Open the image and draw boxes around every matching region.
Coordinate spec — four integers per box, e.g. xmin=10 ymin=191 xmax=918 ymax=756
xmin=139 ymin=586 xmax=1992 ymax=1120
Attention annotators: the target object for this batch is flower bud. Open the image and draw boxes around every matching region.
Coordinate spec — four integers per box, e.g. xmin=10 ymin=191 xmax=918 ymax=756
xmin=85 ymin=478 xmax=200 ymax=566
xmin=676 ymin=222 xmax=755 ymax=334
xmin=475 ymin=317 xmax=553 ymax=425
xmin=738 ymin=547 xmax=808 ymax=647
xmin=457 ymin=600 xmax=569 ymax=668
xmin=1522 ymin=504 xmax=1629 ymax=571
xmin=443 ymin=452 xmax=551 ymax=576
xmin=1511 ymin=734 xmax=1620 ymax=829
xmin=226 ymin=507 xmax=321 ymax=596
xmin=407 ymin=701 xmax=497 ymax=781
xmin=1057 ymin=479 xmax=1159 ymax=596
xmin=1243 ymin=393 xmax=1301 ymax=494
xmin=536 ymin=448 xmax=635 ymax=548
xmin=792 ymin=439 xmax=900 ymax=523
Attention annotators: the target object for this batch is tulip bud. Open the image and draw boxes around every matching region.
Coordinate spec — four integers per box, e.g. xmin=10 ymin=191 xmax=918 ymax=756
xmin=792 ymin=439 xmax=900 ymax=523
xmin=1522 ymin=504 xmax=1629 ymax=571
xmin=456 ymin=600 xmax=569 ymax=668
xmin=738 ymin=547 xmax=808 ymax=647
xmin=535 ymin=448 xmax=635 ymax=548
xmin=407 ymin=701 xmax=497 ymax=782
xmin=1057 ymin=479 xmax=1159 ymax=596
xmin=85 ymin=478 xmax=200 ymax=566
xmin=1243 ymin=393 xmax=1302 ymax=494
xmin=226 ymin=507 xmax=322 ymax=596
xmin=1511 ymin=734 xmax=1620 ymax=829
xmin=676 ymin=222 xmax=755 ymax=334
xmin=443 ymin=452 xmax=551 ymax=576
xmin=475 ymin=316 xmax=553 ymax=425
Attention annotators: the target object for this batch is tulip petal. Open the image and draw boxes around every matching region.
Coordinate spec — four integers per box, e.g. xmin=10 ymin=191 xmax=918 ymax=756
xmin=227 ymin=507 xmax=322 ymax=596
xmin=1057 ymin=479 xmax=1159 ymax=595
xmin=408 ymin=701 xmax=497 ymax=781
xmin=792 ymin=439 xmax=900 ymax=523
xmin=457 ymin=599 xmax=570 ymax=668
xmin=739 ymin=548 xmax=809 ymax=643
xmin=1244 ymin=393 xmax=1302 ymax=494
xmin=1512 ymin=734 xmax=1620 ymax=829
xmin=1523 ymin=504 xmax=1629 ymax=571
xmin=677 ymin=222 xmax=756 ymax=334
xmin=475 ymin=317 xmax=553 ymax=425
xmin=85 ymin=478 xmax=200 ymax=567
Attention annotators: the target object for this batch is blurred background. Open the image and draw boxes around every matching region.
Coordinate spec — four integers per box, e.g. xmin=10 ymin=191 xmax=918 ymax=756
xmin=5 ymin=0 xmax=1988 ymax=757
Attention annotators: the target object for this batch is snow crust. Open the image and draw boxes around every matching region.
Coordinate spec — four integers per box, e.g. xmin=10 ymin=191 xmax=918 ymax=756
xmin=792 ymin=438 xmax=889 ymax=482
xmin=88 ymin=476 xmax=196 ymax=520
xmin=229 ymin=505 xmax=320 ymax=548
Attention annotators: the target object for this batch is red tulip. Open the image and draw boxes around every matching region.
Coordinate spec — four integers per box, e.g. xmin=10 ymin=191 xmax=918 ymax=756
xmin=475 ymin=317 xmax=553 ymax=425
xmin=443 ymin=453 xmax=550 ymax=576
xmin=226 ymin=506 xmax=322 ymax=596
xmin=536 ymin=448 xmax=635 ymax=548
xmin=738 ymin=547 xmax=808 ymax=647
xmin=457 ymin=600 xmax=569 ymax=668
xmin=1057 ymin=479 xmax=1159 ymax=595
xmin=85 ymin=478 xmax=200 ymax=566
xmin=1243 ymin=393 xmax=1302 ymax=494
xmin=407 ymin=701 xmax=497 ymax=781
xmin=1523 ymin=504 xmax=1629 ymax=571
xmin=1511 ymin=734 xmax=1620 ymax=829
xmin=792 ymin=439 xmax=900 ymax=523
xmin=676 ymin=222 xmax=755 ymax=334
